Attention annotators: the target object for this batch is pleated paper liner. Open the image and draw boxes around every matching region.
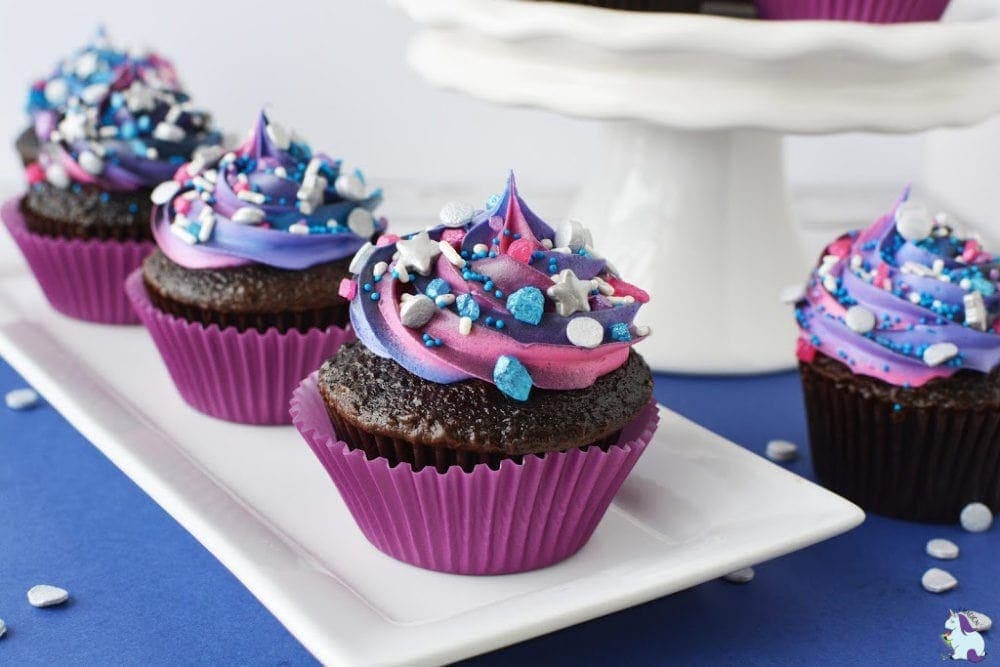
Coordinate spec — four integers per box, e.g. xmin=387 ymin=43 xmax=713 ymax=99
xmin=126 ymin=270 xmax=354 ymax=425
xmin=755 ymin=0 xmax=950 ymax=22
xmin=800 ymin=361 xmax=1000 ymax=523
xmin=2 ymin=196 xmax=153 ymax=324
xmin=291 ymin=372 xmax=659 ymax=575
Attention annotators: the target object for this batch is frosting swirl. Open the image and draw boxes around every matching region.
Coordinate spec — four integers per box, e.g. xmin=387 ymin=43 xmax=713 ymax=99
xmin=348 ymin=173 xmax=650 ymax=400
xmin=151 ymin=110 xmax=385 ymax=271
xmin=795 ymin=189 xmax=1000 ymax=387
xmin=28 ymin=29 xmax=220 ymax=192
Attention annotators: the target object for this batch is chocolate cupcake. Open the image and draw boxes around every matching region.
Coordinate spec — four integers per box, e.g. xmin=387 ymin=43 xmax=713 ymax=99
xmin=755 ymin=0 xmax=949 ymax=22
xmin=537 ymin=0 xmax=702 ymax=11
xmin=127 ymin=110 xmax=385 ymax=424
xmin=291 ymin=173 xmax=658 ymax=574
xmin=794 ymin=190 xmax=1000 ymax=522
xmin=3 ymin=30 xmax=221 ymax=323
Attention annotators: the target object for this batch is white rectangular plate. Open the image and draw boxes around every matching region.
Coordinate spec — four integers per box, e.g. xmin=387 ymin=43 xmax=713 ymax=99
xmin=0 ymin=232 xmax=864 ymax=666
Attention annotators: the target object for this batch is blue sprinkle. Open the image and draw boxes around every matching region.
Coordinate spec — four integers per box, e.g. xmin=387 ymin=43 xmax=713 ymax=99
xmin=485 ymin=316 xmax=494 ymax=325
xmin=495 ymin=319 xmax=505 ymax=330
xmin=370 ymin=293 xmax=380 ymax=301
xmin=494 ymin=290 xmax=503 ymax=298
xmin=493 ymin=355 xmax=533 ymax=401
xmin=425 ymin=278 xmax=451 ymax=299
xmin=503 ymin=229 xmax=511 ymax=236
xmin=128 ymin=203 xmax=139 ymax=214
xmin=137 ymin=115 xmax=151 ymax=132
xmin=99 ymin=192 xmax=110 ymax=203
xmin=363 ymin=283 xmax=372 ymax=292
xmin=119 ymin=120 xmax=137 ymax=139
xmin=456 ymin=293 xmax=480 ymax=320
xmin=893 ymin=403 xmax=902 ymax=412
xmin=484 ymin=280 xmax=495 ymax=292
xmin=506 ymin=286 xmax=544 ymax=325
xmin=609 ymin=322 xmax=632 ymax=342
xmin=513 ymin=233 xmax=521 ymax=240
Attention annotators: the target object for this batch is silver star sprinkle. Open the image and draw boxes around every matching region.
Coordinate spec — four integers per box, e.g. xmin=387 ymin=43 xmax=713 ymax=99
xmin=547 ymin=269 xmax=594 ymax=317
xmin=396 ymin=230 xmax=441 ymax=276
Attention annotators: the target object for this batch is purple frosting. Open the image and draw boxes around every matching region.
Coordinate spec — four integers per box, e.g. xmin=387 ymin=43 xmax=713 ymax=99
xmin=795 ymin=189 xmax=1000 ymax=387
xmin=151 ymin=111 xmax=385 ymax=271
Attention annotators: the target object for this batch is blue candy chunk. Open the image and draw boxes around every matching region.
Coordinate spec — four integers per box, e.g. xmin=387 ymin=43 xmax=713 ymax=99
xmin=456 ymin=293 xmax=480 ymax=321
xmin=425 ymin=278 xmax=452 ymax=299
xmin=119 ymin=120 xmax=137 ymax=139
xmin=493 ymin=355 xmax=532 ymax=401
xmin=506 ymin=286 xmax=544 ymax=325
xmin=609 ymin=322 xmax=632 ymax=342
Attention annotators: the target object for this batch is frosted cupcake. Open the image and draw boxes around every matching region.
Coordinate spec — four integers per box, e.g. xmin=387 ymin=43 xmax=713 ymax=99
xmin=3 ymin=30 xmax=220 ymax=323
xmin=127 ymin=110 xmax=385 ymax=424
xmin=794 ymin=190 xmax=1000 ymax=522
xmin=291 ymin=173 xmax=657 ymax=574
xmin=755 ymin=0 xmax=950 ymax=22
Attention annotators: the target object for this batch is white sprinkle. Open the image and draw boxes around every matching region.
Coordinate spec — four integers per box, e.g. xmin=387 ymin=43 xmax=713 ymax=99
xmin=152 ymin=122 xmax=185 ymax=142
xmin=593 ymin=277 xmax=615 ymax=296
xmin=850 ymin=254 xmax=863 ymax=269
xmin=194 ymin=145 xmax=226 ymax=166
xmin=923 ymin=342 xmax=959 ymax=367
xmin=373 ymin=261 xmax=388 ymax=278
xmin=5 ymin=388 xmax=39 ymax=410
xmin=541 ymin=238 xmax=554 ymax=249
xmin=98 ymin=126 xmax=119 ymax=138
xmin=921 ymin=567 xmax=957 ymax=593
xmin=74 ymin=51 xmax=99 ymax=77
xmin=960 ymin=502 xmax=993 ymax=533
xmin=555 ymin=219 xmax=593 ymax=251
xmin=237 ymin=190 xmax=267 ymax=205
xmin=27 ymin=584 xmax=69 ymax=608
xmin=399 ymin=294 xmax=436 ymax=328
xmin=289 ymin=222 xmax=310 ymax=235
xmin=723 ymin=567 xmax=755 ymax=584
xmin=472 ymin=243 xmax=489 ymax=256
xmin=231 ymin=207 xmax=265 ymax=225
xmin=779 ymin=284 xmax=805 ymax=304
xmin=79 ymin=83 xmax=109 ymax=105
xmin=964 ymin=292 xmax=988 ymax=332
xmin=347 ymin=208 xmax=375 ymax=238
xmin=395 ymin=263 xmax=411 ymax=284
xmin=909 ymin=292 xmax=922 ymax=304
xmin=963 ymin=611 xmax=993 ymax=632
xmin=304 ymin=158 xmax=323 ymax=178
xmin=44 ymin=79 xmax=68 ymax=104
xmin=45 ymin=164 xmax=70 ymax=189
xmin=438 ymin=241 xmax=466 ymax=268
xmin=298 ymin=200 xmax=315 ymax=215
xmin=165 ymin=105 xmax=183 ymax=124
xmin=77 ymin=150 xmax=104 ymax=175
xmin=439 ymin=201 xmax=475 ymax=227
xmin=202 ymin=169 xmax=218 ymax=184
xmin=932 ymin=259 xmax=945 ymax=275
xmin=192 ymin=176 xmax=215 ymax=193
xmin=633 ymin=324 xmax=652 ymax=337
xmin=896 ymin=201 xmax=934 ymax=241
xmin=459 ymin=316 xmax=473 ymax=335
xmin=551 ymin=246 xmax=572 ymax=255
xmin=822 ymin=274 xmax=838 ymax=293
xmin=765 ymin=439 xmax=798 ymax=462
xmin=566 ymin=317 xmax=604 ymax=349
xmin=334 ymin=172 xmax=367 ymax=201
xmin=170 ymin=222 xmax=197 ymax=245
xmin=925 ymin=538 xmax=959 ymax=560
xmin=435 ymin=294 xmax=456 ymax=307
xmin=844 ymin=306 xmax=877 ymax=334
xmin=960 ymin=278 xmax=973 ymax=290
xmin=607 ymin=295 xmax=635 ymax=306
xmin=265 ymin=121 xmax=291 ymax=150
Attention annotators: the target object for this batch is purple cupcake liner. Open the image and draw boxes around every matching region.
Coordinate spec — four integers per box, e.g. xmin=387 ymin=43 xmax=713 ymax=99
xmin=126 ymin=270 xmax=354 ymax=425
xmin=755 ymin=0 xmax=949 ymax=22
xmin=2 ymin=196 xmax=153 ymax=324
xmin=290 ymin=372 xmax=659 ymax=575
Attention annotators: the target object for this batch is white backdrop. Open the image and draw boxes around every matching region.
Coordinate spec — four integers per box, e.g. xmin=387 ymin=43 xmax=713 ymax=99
xmin=0 ymin=0 xmax=996 ymax=226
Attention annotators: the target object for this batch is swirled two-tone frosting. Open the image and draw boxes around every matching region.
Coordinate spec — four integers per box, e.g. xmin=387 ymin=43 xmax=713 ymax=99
xmin=795 ymin=189 xmax=1000 ymax=387
xmin=151 ymin=110 xmax=385 ymax=271
xmin=27 ymin=30 xmax=220 ymax=192
xmin=347 ymin=173 xmax=650 ymax=401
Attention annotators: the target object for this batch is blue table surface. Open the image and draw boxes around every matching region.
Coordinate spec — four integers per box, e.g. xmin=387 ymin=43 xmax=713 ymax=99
xmin=0 ymin=354 xmax=996 ymax=666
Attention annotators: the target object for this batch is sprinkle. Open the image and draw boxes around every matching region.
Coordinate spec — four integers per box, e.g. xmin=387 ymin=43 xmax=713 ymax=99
xmin=959 ymin=502 xmax=993 ymax=533
xmin=566 ymin=317 xmax=604 ymax=348
xmin=554 ymin=219 xmax=593 ymax=251
xmin=425 ymin=278 xmax=452 ymax=299
xmin=45 ymin=164 xmax=70 ymax=189
xmin=170 ymin=221 xmax=197 ymax=245
xmin=289 ymin=222 xmax=310 ymax=235
xmin=348 ymin=242 xmax=375 ymax=274
xmin=334 ymin=171 xmax=367 ymax=201
xmin=609 ymin=322 xmax=632 ymax=342
xmin=373 ymin=262 xmax=388 ymax=279
xmin=27 ymin=584 xmax=69 ymax=608
xmin=5 ymin=388 xmax=39 ymax=410
xmin=493 ymin=356 xmax=533 ymax=401
xmin=723 ymin=567 xmax=755 ymax=584
xmin=822 ymin=275 xmax=838 ymax=293
xmin=473 ymin=243 xmax=489 ymax=256
xmin=923 ymin=342 xmax=959 ymax=367
xmin=78 ymin=150 xmax=104 ymax=175
xmin=370 ymin=293 xmax=380 ymax=301
xmin=964 ymin=292 xmax=988 ymax=331
xmin=456 ymin=293 xmax=480 ymax=320
xmin=395 ymin=263 xmax=411 ymax=283
xmin=347 ymin=207 xmax=375 ymax=237
xmin=765 ymin=439 xmax=798 ymax=462
xmin=338 ymin=278 xmax=357 ymax=300
xmin=152 ymin=122 xmax=185 ymax=142
xmin=507 ymin=238 xmax=536 ymax=264
xmin=438 ymin=240 xmax=466 ymax=268
xmin=150 ymin=180 xmax=181 ymax=206
xmin=435 ymin=294 xmax=456 ymax=307
xmin=547 ymin=269 xmax=592 ymax=317
xmin=633 ymin=324 xmax=652 ymax=337
xmin=593 ymin=277 xmax=615 ymax=297
xmin=459 ymin=316 xmax=473 ymax=335
xmin=237 ymin=190 xmax=267 ymax=205
xmin=844 ymin=305 xmax=876 ymax=334
xmin=895 ymin=201 xmax=934 ymax=241
xmin=506 ymin=287 xmax=544 ymax=325
xmin=231 ymin=207 xmax=266 ymax=225
xmin=921 ymin=568 xmax=957 ymax=594
xmin=396 ymin=230 xmax=441 ymax=275
xmin=925 ymin=538 xmax=959 ymax=560
xmin=439 ymin=201 xmax=476 ymax=227
xmin=400 ymin=294 xmax=437 ymax=328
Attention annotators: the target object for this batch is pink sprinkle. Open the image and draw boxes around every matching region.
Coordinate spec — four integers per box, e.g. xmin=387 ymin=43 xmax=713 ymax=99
xmin=376 ymin=234 xmax=400 ymax=248
xmin=796 ymin=338 xmax=817 ymax=363
xmin=827 ymin=237 xmax=852 ymax=259
xmin=233 ymin=179 xmax=250 ymax=193
xmin=874 ymin=263 xmax=891 ymax=290
xmin=24 ymin=162 xmax=45 ymax=185
xmin=506 ymin=238 xmax=536 ymax=264
xmin=338 ymin=278 xmax=358 ymax=300
xmin=440 ymin=229 xmax=466 ymax=248
xmin=963 ymin=240 xmax=982 ymax=264
xmin=173 ymin=165 xmax=190 ymax=183
xmin=173 ymin=197 xmax=192 ymax=215
xmin=605 ymin=276 xmax=650 ymax=303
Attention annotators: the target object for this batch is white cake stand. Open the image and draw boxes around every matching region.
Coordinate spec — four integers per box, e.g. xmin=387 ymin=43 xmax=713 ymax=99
xmin=393 ymin=0 xmax=1000 ymax=373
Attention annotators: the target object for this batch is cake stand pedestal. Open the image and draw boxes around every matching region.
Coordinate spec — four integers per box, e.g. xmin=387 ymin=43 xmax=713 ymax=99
xmin=394 ymin=0 xmax=1000 ymax=373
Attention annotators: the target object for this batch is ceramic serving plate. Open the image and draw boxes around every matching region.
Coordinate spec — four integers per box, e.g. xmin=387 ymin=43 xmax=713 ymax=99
xmin=0 ymin=230 xmax=864 ymax=665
